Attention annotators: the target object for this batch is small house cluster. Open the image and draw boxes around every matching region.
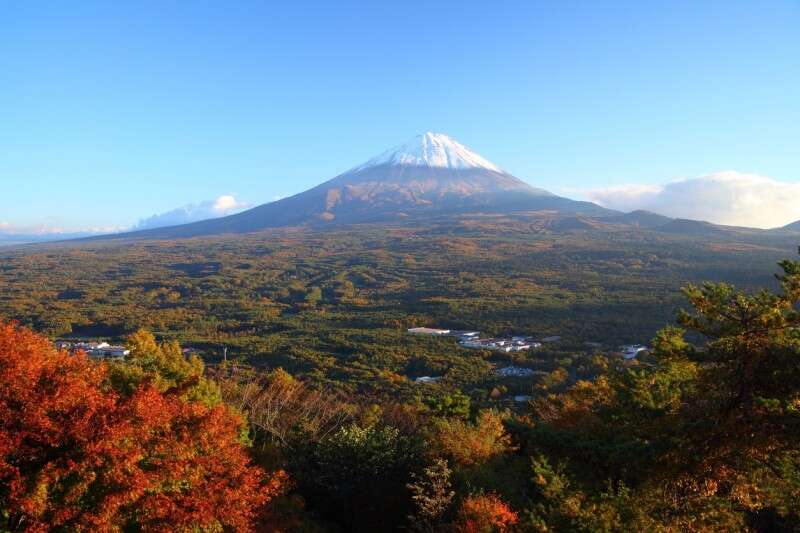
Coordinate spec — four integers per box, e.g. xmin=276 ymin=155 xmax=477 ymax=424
xmin=414 ymin=376 xmax=442 ymax=384
xmin=621 ymin=344 xmax=648 ymax=360
xmin=56 ymin=341 xmax=130 ymax=359
xmin=407 ymin=327 xmax=452 ymax=336
xmin=406 ymin=327 xmax=542 ymax=353
xmin=495 ymin=366 xmax=537 ymax=378
xmin=460 ymin=336 xmax=541 ymax=353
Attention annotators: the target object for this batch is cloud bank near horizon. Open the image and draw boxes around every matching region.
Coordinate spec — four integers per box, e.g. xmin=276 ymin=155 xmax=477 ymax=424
xmin=133 ymin=195 xmax=250 ymax=231
xmin=0 ymin=223 xmax=120 ymax=245
xmin=0 ymin=221 xmax=122 ymax=237
xmin=1 ymin=195 xmax=252 ymax=243
xmin=582 ymin=171 xmax=800 ymax=229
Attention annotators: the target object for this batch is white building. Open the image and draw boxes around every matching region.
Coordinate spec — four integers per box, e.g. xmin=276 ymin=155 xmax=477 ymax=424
xmin=74 ymin=341 xmax=111 ymax=351
xmin=407 ymin=327 xmax=451 ymax=336
xmin=496 ymin=366 xmax=536 ymax=378
xmin=461 ymin=337 xmax=540 ymax=352
xmin=72 ymin=341 xmax=130 ymax=359
xmin=104 ymin=347 xmax=131 ymax=358
xmin=621 ymin=344 xmax=648 ymax=360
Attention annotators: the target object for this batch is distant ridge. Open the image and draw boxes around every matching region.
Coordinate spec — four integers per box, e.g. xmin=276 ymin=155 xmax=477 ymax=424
xmin=781 ymin=220 xmax=800 ymax=231
xmin=656 ymin=218 xmax=731 ymax=236
xmin=605 ymin=210 xmax=673 ymax=229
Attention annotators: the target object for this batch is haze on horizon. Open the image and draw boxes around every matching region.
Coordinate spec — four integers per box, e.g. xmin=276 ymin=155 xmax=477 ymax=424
xmin=2 ymin=0 xmax=799 ymax=234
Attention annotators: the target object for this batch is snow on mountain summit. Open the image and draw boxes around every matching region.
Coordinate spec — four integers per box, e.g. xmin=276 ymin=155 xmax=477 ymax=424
xmin=353 ymin=132 xmax=504 ymax=173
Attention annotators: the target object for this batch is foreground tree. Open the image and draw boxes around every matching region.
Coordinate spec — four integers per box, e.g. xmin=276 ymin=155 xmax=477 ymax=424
xmin=429 ymin=410 xmax=512 ymax=467
xmin=299 ymin=422 xmax=422 ymax=531
xmin=522 ymin=251 xmax=800 ymax=529
xmin=670 ymin=254 xmax=800 ymax=480
xmin=0 ymin=320 xmax=281 ymax=531
xmin=406 ymin=458 xmax=456 ymax=532
xmin=454 ymin=494 xmax=518 ymax=533
xmin=219 ymin=368 xmax=354 ymax=451
xmin=110 ymin=327 xmax=222 ymax=406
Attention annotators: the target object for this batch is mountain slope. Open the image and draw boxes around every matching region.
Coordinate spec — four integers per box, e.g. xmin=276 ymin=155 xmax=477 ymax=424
xmin=780 ymin=220 xmax=800 ymax=232
xmin=656 ymin=218 xmax=732 ymax=236
xmin=95 ymin=133 xmax=615 ymax=240
xmin=605 ymin=210 xmax=673 ymax=229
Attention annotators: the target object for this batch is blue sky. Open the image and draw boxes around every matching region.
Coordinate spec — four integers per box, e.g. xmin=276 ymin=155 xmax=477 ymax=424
xmin=1 ymin=0 xmax=799 ymax=231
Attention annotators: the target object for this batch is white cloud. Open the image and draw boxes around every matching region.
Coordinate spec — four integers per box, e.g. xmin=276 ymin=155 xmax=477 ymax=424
xmin=133 ymin=194 xmax=251 ymax=230
xmin=210 ymin=194 xmax=246 ymax=213
xmin=0 ymin=222 xmax=68 ymax=236
xmin=1 ymin=218 xmax=127 ymax=235
xmin=0 ymin=195 xmax=251 ymax=241
xmin=583 ymin=171 xmax=800 ymax=229
xmin=0 ymin=222 xmax=123 ymax=245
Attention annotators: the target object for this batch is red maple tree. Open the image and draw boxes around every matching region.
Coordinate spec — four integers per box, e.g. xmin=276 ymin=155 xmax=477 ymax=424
xmin=455 ymin=494 xmax=519 ymax=533
xmin=0 ymin=320 xmax=283 ymax=531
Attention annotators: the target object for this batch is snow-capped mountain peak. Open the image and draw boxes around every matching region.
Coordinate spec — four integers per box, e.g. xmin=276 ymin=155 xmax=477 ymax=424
xmin=353 ymin=132 xmax=504 ymax=173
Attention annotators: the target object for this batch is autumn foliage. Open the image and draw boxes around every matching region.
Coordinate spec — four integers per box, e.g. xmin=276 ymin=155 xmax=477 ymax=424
xmin=430 ymin=410 xmax=512 ymax=467
xmin=454 ymin=494 xmax=518 ymax=533
xmin=0 ymin=320 xmax=281 ymax=532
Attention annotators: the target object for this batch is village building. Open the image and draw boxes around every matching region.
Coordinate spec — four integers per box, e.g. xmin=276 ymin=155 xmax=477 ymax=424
xmin=621 ymin=344 xmax=648 ymax=360
xmin=414 ymin=376 xmax=443 ymax=384
xmin=448 ymin=331 xmax=480 ymax=339
xmin=460 ymin=337 xmax=541 ymax=352
xmin=407 ymin=327 xmax=451 ymax=336
xmin=62 ymin=341 xmax=130 ymax=359
xmin=540 ymin=335 xmax=562 ymax=343
xmin=496 ymin=366 xmax=536 ymax=378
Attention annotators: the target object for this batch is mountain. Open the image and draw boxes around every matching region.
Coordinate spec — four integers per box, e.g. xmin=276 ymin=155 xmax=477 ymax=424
xmin=605 ymin=210 xmax=777 ymax=238
xmin=656 ymin=218 xmax=732 ymax=236
xmin=605 ymin=210 xmax=673 ymax=229
xmin=780 ymin=220 xmax=800 ymax=232
xmin=98 ymin=132 xmax=615 ymax=240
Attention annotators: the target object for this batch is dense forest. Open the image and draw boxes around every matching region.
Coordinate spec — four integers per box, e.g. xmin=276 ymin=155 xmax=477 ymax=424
xmin=0 ymin=221 xmax=794 ymax=397
xmin=1 ymin=223 xmax=799 ymax=531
